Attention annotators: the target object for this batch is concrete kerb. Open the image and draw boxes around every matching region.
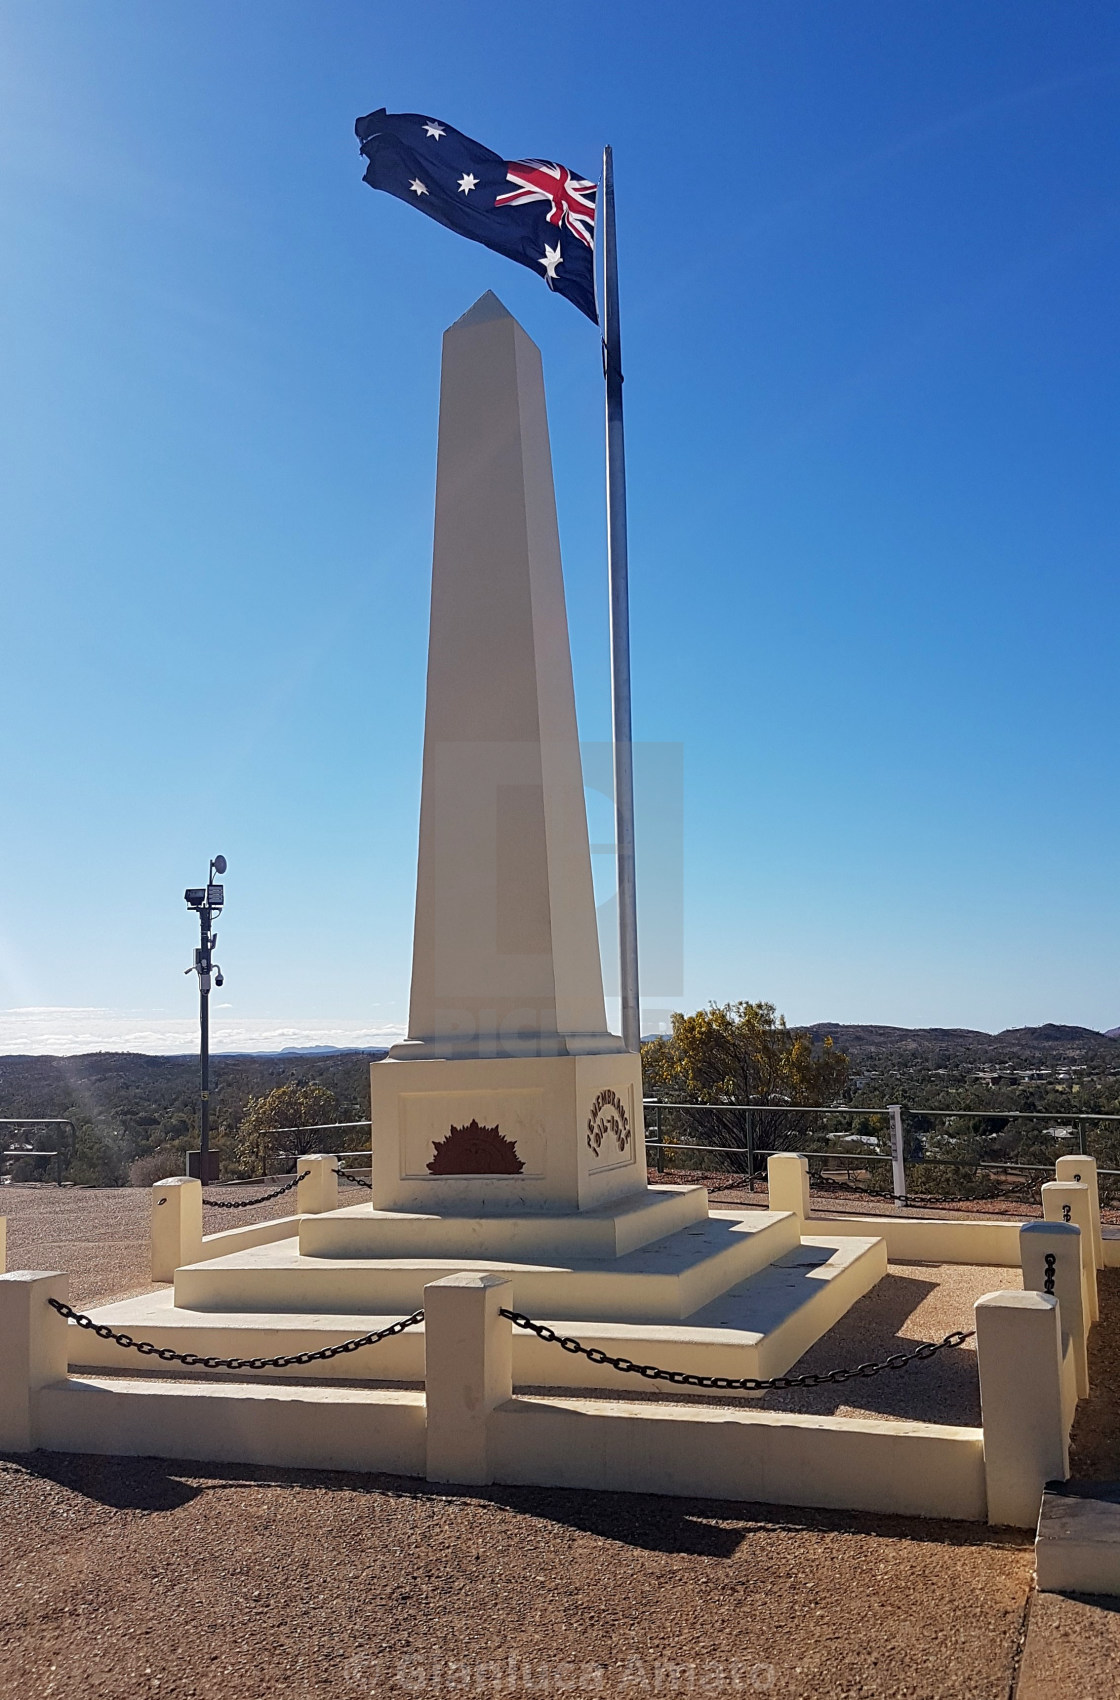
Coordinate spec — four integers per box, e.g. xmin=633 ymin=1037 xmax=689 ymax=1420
xmin=296 ymin=1154 xmax=338 ymax=1215
xmin=974 ymin=1290 xmax=1068 ymax=1529
xmin=1042 ymin=1181 xmax=1098 ymax=1325
xmin=0 ymin=1271 xmax=69 ymax=1450
xmin=150 ymin=1156 xmax=341 ymax=1281
xmin=0 ymin=1268 xmax=1073 ymax=1525
xmin=151 ymin=1177 xmax=203 ymax=1281
xmin=767 ymin=1153 xmax=809 ymax=1221
xmin=1020 ymin=1220 xmax=1088 ymax=1399
xmin=1055 ymin=1154 xmax=1104 ymax=1271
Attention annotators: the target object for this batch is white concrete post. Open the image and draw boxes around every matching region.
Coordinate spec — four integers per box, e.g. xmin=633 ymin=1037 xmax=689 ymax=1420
xmin=151 ymin=1177 xmax=203 ymax=1282
xmin=1021 ymin=1220 xmax=1088 ymax=1399
xmin=975 ymin=1290 xmax=1068 ymax=1528
xmin=1055 ymin=1155 xmax=1103 ymax=1272
xmin=424 ymin=1272 xmax=513 ymax=1486
xmin=0 ymin=1272 xmax=70 ymax=1450
xmin=888 ymin=1104 xmax=906 ymax=1206
xmin=1042 ymin=1181 xmax=1098 ymax=1324
xmin=767 ymin=1153 xmax=809 ymax=1223
xmin=296 ymin=1154 xmax=339 ymax=1215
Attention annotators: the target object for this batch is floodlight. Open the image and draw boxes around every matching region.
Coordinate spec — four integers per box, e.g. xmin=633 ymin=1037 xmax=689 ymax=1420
xmin=185 ymin=888 xmax=206 ymax=908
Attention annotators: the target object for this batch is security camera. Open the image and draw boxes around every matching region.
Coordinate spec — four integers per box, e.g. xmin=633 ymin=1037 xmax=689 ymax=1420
xmin=214 ymin=970 xmax=224 ymax=988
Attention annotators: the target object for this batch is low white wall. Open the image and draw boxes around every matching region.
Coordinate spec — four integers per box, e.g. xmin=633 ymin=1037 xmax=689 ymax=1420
xmin=811 ymin=1213 xmax=1023 ymax=1266
xmin=37 ymin=1375 xmax=426 ymax=1476
xmin=490 ymin=1396 xmax=987 ymax=1521
xmin=196 ymin=1216 xmax=300 ymax=1261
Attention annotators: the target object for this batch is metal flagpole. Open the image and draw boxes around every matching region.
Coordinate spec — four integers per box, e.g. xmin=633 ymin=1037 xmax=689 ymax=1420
xmin=602 ymin=144 xmax=641 ymax=1053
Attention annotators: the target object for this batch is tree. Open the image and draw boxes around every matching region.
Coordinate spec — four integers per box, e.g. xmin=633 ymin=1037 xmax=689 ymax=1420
xmin=641 ymin=1001 xmax=850 ymax=1174
xmin=232 ymin=1083 xmax=341 ymax=1177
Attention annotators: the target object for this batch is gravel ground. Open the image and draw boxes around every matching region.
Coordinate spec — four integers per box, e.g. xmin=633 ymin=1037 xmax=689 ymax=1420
xmin=665 ymin=1169 xmax=1120 ymax=1226
xmin=0 ymin=1454 xmax=1034 ymax=1700
xmin=1068 ymin=1268 xmax=1120 ymax=1479
xmin=14 ymin=1185 xmax=1120 ymax=1700
xmin=0 ymin=1181 xmax=324 ymax=1306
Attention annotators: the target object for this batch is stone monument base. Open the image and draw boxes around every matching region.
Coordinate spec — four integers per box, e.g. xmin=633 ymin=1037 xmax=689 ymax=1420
xmin=369 ymin=1051 xmax=646 ymax=1216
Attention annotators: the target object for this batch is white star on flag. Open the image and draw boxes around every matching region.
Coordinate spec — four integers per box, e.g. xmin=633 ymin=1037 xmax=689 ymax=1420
xmin=423 ymin=121 xmax=446 ymax=140
xmin=538 ymin=242 xmax=563 ymax=282
xmin=408 ymin=178 xmax=429 ymax=196
xmin=457 ymin=173 xmax=479 ymax=195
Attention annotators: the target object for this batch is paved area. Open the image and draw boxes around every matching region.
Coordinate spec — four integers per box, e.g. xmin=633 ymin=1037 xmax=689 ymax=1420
xmin=0 ymin=1453 xmax=1034 ymax=1700
xmin=1016 ymin=1589 xmax=1120 ymax=1700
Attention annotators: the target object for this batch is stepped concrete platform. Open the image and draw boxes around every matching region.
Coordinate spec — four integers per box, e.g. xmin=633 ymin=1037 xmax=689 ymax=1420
xmin=172 ymin=1209 xmax=801 ymax=1324
xmin=71 ymin=1231 xmax=885 ymax=1394
xmin=298 ymin=1183 xmax=708 ymax=1262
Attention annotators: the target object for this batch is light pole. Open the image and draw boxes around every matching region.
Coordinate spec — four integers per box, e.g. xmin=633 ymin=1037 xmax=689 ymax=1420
xmin=184 ymin=855 xmax=226 ymax=1182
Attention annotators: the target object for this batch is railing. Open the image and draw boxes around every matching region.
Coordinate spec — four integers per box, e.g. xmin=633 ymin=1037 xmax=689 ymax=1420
xmin=0 ymin=1119 xmax=75 ymax=1186
xmin=642 ymin=1099 xmax=1120 ymax=1203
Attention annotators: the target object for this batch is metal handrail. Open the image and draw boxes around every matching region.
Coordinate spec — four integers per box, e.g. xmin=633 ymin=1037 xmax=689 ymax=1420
xmin=642 ymin=1100 xmax=1120 ymax=1121
xmin=642 ymin=1100 xmax=1120 ymax=1184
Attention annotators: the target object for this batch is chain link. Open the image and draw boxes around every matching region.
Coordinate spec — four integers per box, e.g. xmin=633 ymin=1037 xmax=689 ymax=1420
xmin=48 ymin=1294 xmax=973 ymax=1392
xmin=336 ymin=1167 xmax=373 ymax=1188
xmin=200 ymin=1171 xmax=310 ymax=1210
xmin=807 ymin=1174 xmax=1042 ymax=1211
xmin=49 ymin=1297 xmax=424 ymax=1371
xmin=500 ymin=1308 xmax=974 ymax=1392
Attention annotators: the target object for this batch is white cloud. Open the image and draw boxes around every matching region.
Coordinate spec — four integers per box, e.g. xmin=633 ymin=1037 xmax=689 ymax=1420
xmin=0 ymin=1007 xmax=406 ymax=1057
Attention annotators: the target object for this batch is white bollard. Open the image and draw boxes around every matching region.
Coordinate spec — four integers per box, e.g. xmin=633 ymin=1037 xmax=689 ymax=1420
xmin=424 ymin=1272 xmax=513 ymax=1486
xmin=151 ymin=1177 xmax=203 ymax=1281
xmin=1055 ymin=1155 xmax=1103 ymax=1272
xmin=1021 ymin=1220 xmax=1088 ymax=1399
xmin=975 ymin=1289 xmax=1068 ymax=1528
xmin=296 ymin=1154 xmax=339 ymax=1215
xmin=1042 ymin=1181 xmax=1098 ymax=1325
xmin=0 ymin=1272 xmax=70 ymax=1450
xmin=767 ymin=1153 xmax=809 ymax=1222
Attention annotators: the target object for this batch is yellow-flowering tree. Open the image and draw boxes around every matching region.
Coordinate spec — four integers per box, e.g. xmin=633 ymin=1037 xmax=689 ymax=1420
xmin=232 ymin=1082 xmax=341 ymax=1177
xmin=642 ymin=1001 xmax=850 ymax=1173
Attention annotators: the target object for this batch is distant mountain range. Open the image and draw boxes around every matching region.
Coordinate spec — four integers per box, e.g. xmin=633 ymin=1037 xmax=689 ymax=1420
xmin=801 ymin=1022 xmax=1120 ymax=1062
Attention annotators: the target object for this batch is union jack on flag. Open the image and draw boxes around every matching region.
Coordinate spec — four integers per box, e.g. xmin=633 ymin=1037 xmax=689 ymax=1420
xmin=495 ymin=161 xmax=597 ymax=250
xmin=355 ymin=110 xmax=599 ymax=324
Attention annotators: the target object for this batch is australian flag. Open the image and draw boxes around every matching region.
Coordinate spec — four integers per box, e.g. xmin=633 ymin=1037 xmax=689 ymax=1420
xmin=355 ymin=109 xmax=598 ymax=325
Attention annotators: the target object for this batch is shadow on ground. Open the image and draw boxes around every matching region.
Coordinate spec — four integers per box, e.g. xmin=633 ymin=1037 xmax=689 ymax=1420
xmin=2 ymin=1450 xmax=1032 ymax=1556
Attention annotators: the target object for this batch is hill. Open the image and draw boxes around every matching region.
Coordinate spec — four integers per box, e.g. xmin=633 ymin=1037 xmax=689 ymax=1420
xmin=0 ymin=1049 xmax=385 ymax=1186
xmin=804 ymin=1022 xmax=1119 ymax=1065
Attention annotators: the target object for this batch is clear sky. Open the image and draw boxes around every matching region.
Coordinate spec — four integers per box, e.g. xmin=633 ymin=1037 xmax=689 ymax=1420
xmin=1 ymin=1 xmax=1117 ymax=1054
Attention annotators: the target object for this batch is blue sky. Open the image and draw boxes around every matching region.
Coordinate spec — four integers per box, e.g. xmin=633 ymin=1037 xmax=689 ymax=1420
xmin=1 ymin=1 xmax=1117 ymax=1053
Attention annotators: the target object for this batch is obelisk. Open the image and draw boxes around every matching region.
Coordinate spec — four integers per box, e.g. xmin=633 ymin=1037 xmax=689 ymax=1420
xmin=371 ymin=294 xmax=645 ymax=1216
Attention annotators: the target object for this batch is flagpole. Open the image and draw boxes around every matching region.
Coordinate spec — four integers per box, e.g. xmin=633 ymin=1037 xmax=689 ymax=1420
xmin=602 ymin=144 xmax=641 ymax=1054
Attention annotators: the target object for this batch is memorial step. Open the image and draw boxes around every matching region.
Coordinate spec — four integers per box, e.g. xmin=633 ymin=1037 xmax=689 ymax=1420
xmin=298 ymin=1182 xmax=709 ymax=1263
xmin=171 ymin=1209 xmax=801 ymax=1324
xmin=72 ymin=1232 xmax=885 ymax=1391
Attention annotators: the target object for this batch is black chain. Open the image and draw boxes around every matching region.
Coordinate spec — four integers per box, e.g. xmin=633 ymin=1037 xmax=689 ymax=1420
xmin=807 ymin=1174 xmax=1041 ymax=1210
xmin=48 ymin=1298 xmax=424 ymax=1371
xmin=500 ymin=1308 xmax=974 ymax=1392
xmin=201 ymin=1171 xmax=310 ymax=1210
xmin=336 ymin=1167 xmax=373 ymax=1188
